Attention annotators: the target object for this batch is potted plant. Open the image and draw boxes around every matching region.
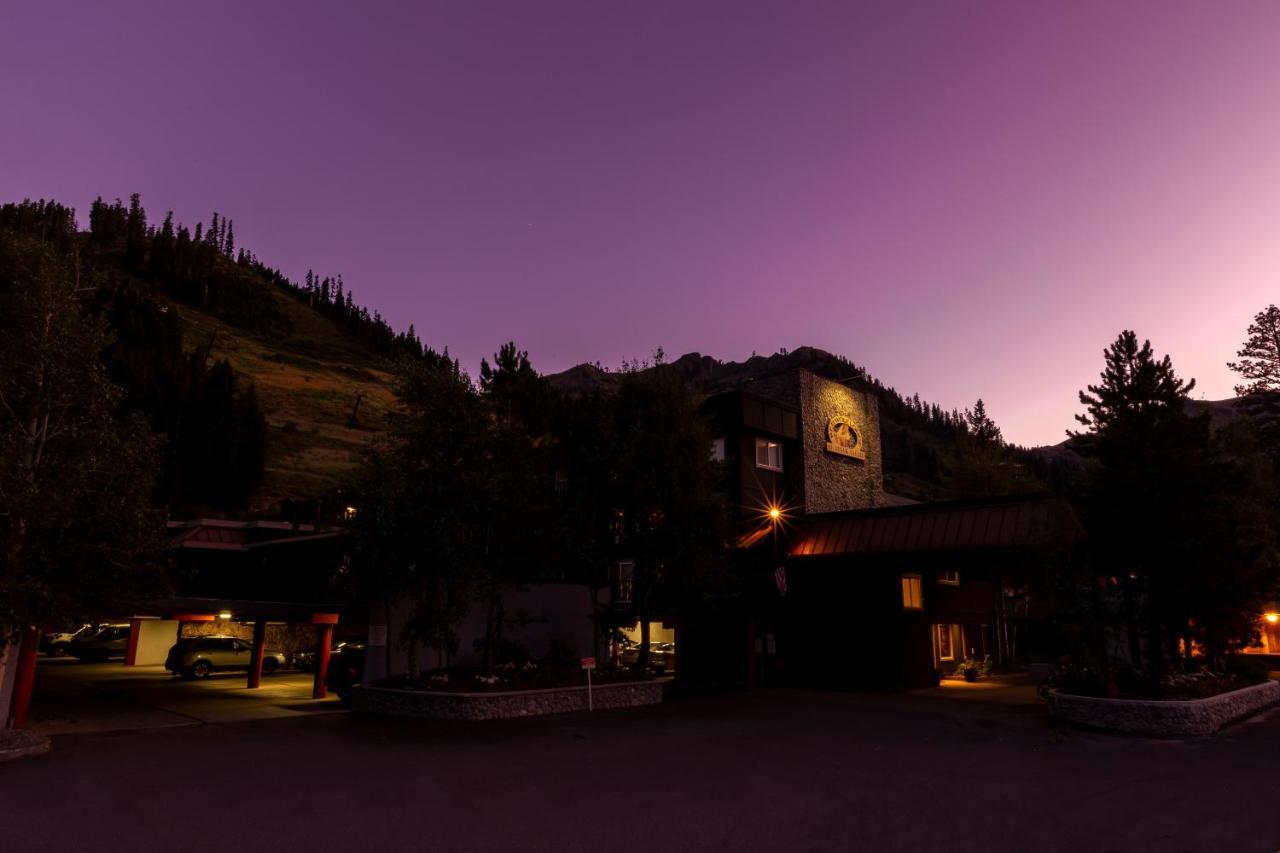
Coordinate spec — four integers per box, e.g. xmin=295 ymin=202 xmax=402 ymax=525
xmin=955 ymin=657 xmax=981 ymax=682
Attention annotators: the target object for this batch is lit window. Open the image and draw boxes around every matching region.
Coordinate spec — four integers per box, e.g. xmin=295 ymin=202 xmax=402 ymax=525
xmin=937 ymin=570 xmax=959 ymax=586
xmin=710 ymin=437 xmax=726 ymax=462
xmin=936 ymin=624 xmax=955 ymax=661
xmin=755 ymin=437 xmax=783 ymax=471
xmin=901 ymin=574 xmax=923 ymax=610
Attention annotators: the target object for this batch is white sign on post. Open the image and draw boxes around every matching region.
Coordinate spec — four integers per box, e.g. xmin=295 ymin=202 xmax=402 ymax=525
xmin=581 ymin=657 xmax=596 ymax=711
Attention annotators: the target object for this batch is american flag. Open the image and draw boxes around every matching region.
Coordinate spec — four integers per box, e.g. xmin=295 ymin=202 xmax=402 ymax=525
xmin=774 ymin=564 xmax=787 ymax=596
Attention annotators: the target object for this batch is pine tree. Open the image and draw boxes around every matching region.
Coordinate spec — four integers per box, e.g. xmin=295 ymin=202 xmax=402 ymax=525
xmin=965 ymin=399 xmax=1002 ymax=444
xmin=1228 ymin=305 xmax=1280 ymax=395
xmin=945 ymin=398 xmax=1029 ymax=497
xmin=224 ymin=219 xmax=234 ymax=258
xmin=1228 ymin=304 xmax=1280 ymax=471
xmin=1070 ymin=330 xmax=1270 ymax=673
xmin=1074 ymin=330 xmax=1193 ymax=437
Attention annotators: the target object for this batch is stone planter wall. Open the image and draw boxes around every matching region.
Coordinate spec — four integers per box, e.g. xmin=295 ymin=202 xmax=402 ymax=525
xmin=0 ymin=730 xmax=51 ymax=763
xmin=1047 ymin=680 xmax=1280 ymax=736
xmin=353 ymin=679 xmax=664 ymax=721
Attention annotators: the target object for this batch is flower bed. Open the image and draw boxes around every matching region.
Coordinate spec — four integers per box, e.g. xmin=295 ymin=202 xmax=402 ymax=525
xmin=353 ymin=679 xmax=665 ymax=721
xmin=1046 ymin=679 xmax=1280 ymax=736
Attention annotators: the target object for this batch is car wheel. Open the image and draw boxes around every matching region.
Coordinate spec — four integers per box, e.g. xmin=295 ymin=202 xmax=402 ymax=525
xmin=191 ymin=660 xmax=212 ymax=678
xmin=261 ymin=658 xmax=279 ymax=676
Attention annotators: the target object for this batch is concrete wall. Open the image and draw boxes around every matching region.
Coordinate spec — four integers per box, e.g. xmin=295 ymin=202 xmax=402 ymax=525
xmin=133 ymin=620 xmax=180 ymax=665
xmin=0 ymin=640 xmax=17 ymax=729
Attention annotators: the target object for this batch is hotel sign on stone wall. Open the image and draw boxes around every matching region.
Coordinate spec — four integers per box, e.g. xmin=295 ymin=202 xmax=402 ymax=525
xmin=824 ymin=414 xmax=866 ymax=461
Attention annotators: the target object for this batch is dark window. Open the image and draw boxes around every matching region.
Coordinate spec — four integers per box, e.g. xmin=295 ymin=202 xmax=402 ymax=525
xmin=612 ymin=560 xmax=635 ymax=604
xmin=755 ymin=437 xmax=783 ymax=471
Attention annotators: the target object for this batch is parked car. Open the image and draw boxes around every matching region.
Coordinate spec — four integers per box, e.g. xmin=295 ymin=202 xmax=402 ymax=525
xmin=165 ymin=636 xmax=287 ymax=679
xmin=68 ymin=624 xmax=132 ymax=661
xmin=324 ymin=641 xmax=367 ymax=704
xmin=617 ymin=638 xmax=674 ymax=674
xmin=41 ymin=624 xmax=97 ymax=657
xmin=296 ymin=640 xmax=361 ymax=672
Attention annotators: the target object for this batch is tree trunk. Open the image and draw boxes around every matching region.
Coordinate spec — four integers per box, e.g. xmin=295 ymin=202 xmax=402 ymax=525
xmin=406 ymin=636 xmax=419 ymax=679
xmin=1089 ymin=577 xmax=1112 ymax=685
xmin=637 ymin=614 xmax=651 ymax=676
xmin=1122 ymin=580 xmax=1142 ymax=670
xmin=383 ymin=599 xmax=394 ymax=678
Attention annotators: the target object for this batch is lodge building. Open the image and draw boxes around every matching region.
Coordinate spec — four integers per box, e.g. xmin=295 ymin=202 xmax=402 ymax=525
xmin=682 ymin=367 xmax=1086 ymax=688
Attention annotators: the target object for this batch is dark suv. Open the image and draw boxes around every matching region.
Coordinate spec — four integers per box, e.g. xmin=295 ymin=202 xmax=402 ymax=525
xmin=324 ymin=641 xmax=367 ymax=703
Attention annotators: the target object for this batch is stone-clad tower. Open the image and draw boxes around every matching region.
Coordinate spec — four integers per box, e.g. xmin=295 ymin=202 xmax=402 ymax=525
xmin=796 ymin=370 xmax=883 ymax=513
xmin=746 ymin=368 xmax=884 ymax=513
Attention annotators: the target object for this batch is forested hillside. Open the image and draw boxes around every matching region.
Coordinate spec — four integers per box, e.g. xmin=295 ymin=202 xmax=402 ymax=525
xmin=4 ymin=194 xmax=1164 ymax=512
xmin=0 ymin=196 xmax=418 ymax=514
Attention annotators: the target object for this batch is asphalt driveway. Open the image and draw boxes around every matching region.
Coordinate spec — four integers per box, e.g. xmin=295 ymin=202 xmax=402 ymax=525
xmin=4 ymin=683 xmax=1279 ymax=852
xmin=25 ymin=658 xmax=342 ymax=734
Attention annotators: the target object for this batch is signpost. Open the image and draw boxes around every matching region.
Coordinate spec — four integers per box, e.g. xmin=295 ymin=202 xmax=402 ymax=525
xmin=581 ymin=656 xmax=596 ymax=711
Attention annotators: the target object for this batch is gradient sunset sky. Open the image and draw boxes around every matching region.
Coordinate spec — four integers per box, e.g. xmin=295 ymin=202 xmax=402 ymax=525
xmin=5 ymin=1 xmax=1279 ymax=445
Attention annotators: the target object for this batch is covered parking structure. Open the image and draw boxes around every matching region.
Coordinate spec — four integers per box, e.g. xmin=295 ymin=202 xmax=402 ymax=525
xmin=5 ymin=518 xmax=352 ymax=730
xmin=5 ymin=597 xmax=343 ymax=732
xmin=126 ymin=597 xmax=342 ymax=693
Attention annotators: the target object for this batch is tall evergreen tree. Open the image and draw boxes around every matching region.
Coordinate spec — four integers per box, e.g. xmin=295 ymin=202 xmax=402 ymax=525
xmin=1073 ymin=330 xmax=1271 ymax=673
xmin=0 ymin=231 xmax=168 ymax=636
xmin=1228 ymin=304 xmax=1280 ymax=471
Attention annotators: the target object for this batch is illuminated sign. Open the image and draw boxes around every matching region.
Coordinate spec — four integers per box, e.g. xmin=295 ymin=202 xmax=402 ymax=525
xmin=825 ymin=414 xmax=866 ymax=460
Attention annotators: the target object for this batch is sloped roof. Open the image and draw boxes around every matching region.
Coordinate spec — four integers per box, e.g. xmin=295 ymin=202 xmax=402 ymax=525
xmin=789 ymin=496 xmax=1085 ymax=558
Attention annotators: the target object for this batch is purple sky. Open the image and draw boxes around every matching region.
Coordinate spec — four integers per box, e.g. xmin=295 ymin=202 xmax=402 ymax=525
xmin=5 ymin=2 xmax=1280 ymax=446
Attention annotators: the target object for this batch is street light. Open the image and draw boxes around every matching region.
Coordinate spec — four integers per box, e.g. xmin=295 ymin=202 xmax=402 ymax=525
xmin=1265 ymin=612 xmax=1278 ymax=625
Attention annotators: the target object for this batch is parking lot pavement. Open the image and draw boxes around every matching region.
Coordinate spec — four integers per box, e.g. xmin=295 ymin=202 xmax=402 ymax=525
xmin=26 ymin=658 xmax=343 ymax=735
xmin=4 ymin=686 xmax=1280 ymax=852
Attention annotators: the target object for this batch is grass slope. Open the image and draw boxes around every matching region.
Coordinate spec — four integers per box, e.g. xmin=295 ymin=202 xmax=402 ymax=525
xmin=171 ymin=287 xmax=396 ymax=510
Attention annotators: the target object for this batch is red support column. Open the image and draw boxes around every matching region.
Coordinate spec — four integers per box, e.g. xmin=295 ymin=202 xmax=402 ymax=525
xmin=312 ymin=624 xmax=334 ymax=699
xmin=247 ymin=621 xmax=267 ymax=689
xmin=124 ymin=618 xmax=143 ymax=666
xmin=8 ymin=626 xmax=40 ymax=730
